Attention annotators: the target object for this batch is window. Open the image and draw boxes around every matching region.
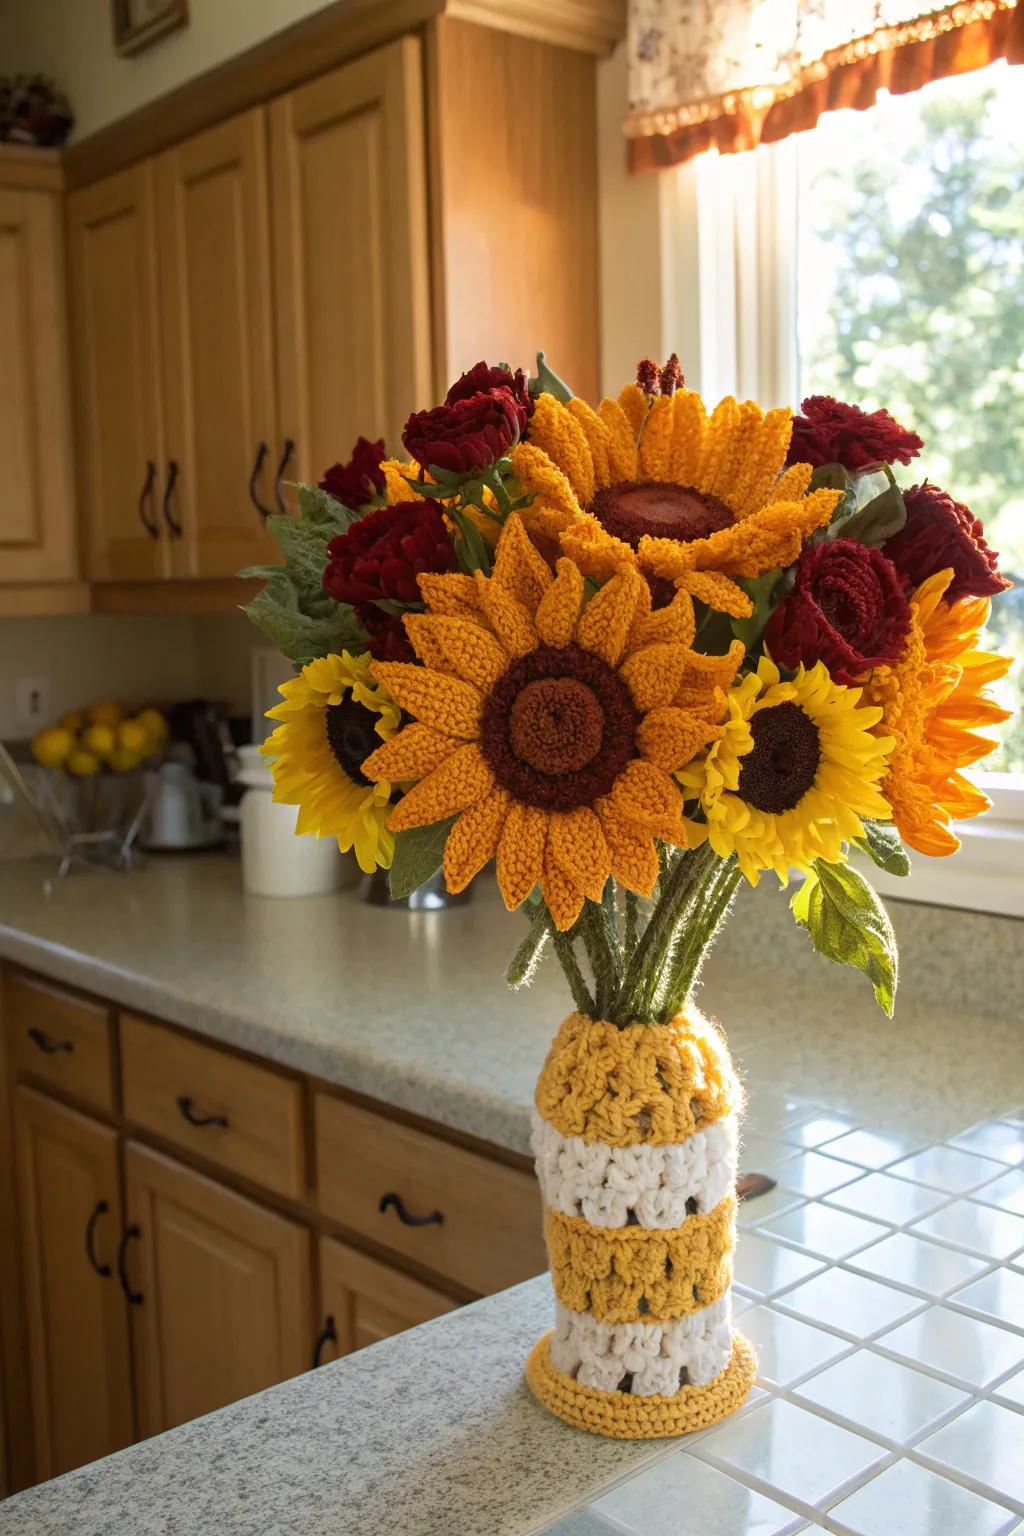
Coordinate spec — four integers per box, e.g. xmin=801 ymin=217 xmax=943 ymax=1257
xmin=669 ymin=63 xmax=1023 ymax=910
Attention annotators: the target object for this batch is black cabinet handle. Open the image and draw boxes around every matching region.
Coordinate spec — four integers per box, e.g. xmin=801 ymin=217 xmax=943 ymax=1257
xmin=378 ymin=1192 xmax=443 ymax=1228
xmin=85 ymin=1199 xmax=112 ymax=1277
xmin=138 ymin=460 xmax=158 ymax=538
xmin=162 ymin=460 xmax=182 ymax=537
xmin=27 ymin=1026 xmax=73 ymax=1055
xmin=176 ymin=1095 xmax=228 ymax=1129
xmin=249 ymin=441 xmax=274 ymax=519
xmin=274 ymin=438 xmax=295 ymax=513
xmin=312 ymin=1315 xmax=337 ymax=1369
xmin=117 ymin=1224 xmax=143 ymax=1305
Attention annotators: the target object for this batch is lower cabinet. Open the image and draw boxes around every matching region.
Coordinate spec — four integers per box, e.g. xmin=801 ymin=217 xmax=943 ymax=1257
xmin=123 ymin=1142 xmax=312 ymax=1438
xmin=317 ymin=1235 xmax=455 ymax=1363
xmin=13 ymin=1087 xmax=134 ymax=1482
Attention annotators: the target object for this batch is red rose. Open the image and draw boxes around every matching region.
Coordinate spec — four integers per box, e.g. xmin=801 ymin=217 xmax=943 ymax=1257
xmin=357 ymin=605 xmax=416 ymax=664
xmin=402 ymin=386 xmax=526 ymax=476
xmin=884 ymin=483 xmax=1011 ymax=603
xmin=788 ymin=396 xmax=923 ymax=473
xmin=318 ymin=436 xmax=386 ymax=511
xmin=446 ymin=360 xmax=533 ymax=418
xmin=765 ymin=538 xmax=912 ymax=684
xmin=323 ymin=500 xmax=455 ymax=607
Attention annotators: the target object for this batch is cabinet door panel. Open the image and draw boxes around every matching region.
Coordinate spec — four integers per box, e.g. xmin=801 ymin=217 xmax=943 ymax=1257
xmin=68 ymin=163 xmax=165 ymax=582
xmin=318 ymin=1236 xmax=454 ymax=1365
xmin=124 ymin=1141 xmax=311 ymax=1438
xmin=0 ymin=188 xmax=77 ymax=583
xmin=14 ymin=1087 xmax=134 ymax=1481
xmin=270 ymin=36 xmax=432 ymax=494
xmin=156 ymin=109 xmax=278 ymax=577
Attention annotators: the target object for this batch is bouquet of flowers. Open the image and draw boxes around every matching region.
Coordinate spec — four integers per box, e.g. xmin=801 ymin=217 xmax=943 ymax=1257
xmin=245 ymin=355 xmax=1011 ymax=1438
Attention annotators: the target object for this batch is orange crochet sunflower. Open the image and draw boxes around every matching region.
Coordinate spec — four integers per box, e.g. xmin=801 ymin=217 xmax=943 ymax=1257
xmin=362 ymin=516 xmax=743 ymax=929
xmin=867 ymin=568 xmax=1012 ymax=856
xmin=511 ymin=386 xmax=842 ymax=619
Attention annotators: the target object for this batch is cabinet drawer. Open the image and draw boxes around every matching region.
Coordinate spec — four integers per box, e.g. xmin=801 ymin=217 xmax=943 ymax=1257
xmin=120 ymin=1014 xmax=305 ymax=1200
xmin=319 ymin=1235 xmax=456 ymax=1363
xmin=4 ymin=972 xmax=114 ymax=1113
xmin=315 ymin=1094 xmax=546 ymax=1296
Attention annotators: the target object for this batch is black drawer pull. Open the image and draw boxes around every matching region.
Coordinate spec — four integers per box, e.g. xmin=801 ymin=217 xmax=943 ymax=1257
xmin=138 ymin=460 xmax=158 ymax=538
xmin=176 ymin=1095 xmax=228 ymax=1129
xmin=378 ymin=1192 xmax=443 ymax=1228
xmin=312 ymin=1315 xmax=337 ymax=1369
xmin=162 ymin=459 xmax=182 ymax=537
xmin=249 ymin=441 xmax=273 ymax=519
xmin=274 ymin=437 xmax=295 ymax=513
xmin=117 ymin=1224 xmax=143 ymax=1305
xmin=85 ymin=1199 xmax=112 ymax=1277
xmin=27 ymin=1026 xmax=73 ymax=1055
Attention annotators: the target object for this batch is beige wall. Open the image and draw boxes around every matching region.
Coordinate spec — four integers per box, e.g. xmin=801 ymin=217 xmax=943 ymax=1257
xmin=0 ymin=0 xmax=337 ymax=140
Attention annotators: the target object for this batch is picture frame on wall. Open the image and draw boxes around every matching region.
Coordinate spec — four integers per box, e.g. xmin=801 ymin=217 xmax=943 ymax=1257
xmin=112 ymin=0 xmax=189 ymax=57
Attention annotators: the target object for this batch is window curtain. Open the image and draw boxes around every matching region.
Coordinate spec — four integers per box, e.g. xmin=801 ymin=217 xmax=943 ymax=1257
xmin=626 ymin=0 xmax=1024 ymax=172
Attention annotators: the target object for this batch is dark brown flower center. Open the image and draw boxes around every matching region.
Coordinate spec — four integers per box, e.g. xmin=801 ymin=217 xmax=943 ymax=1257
xmin=590 ymin=481 xmax=735 ymax=550
xmin=737 ymin=701 xmax=821 ymax=814
xmin=325 ymin=697 xmax=379 ymax=785
xmin=481 ymin=644 xmax=639 ymax=811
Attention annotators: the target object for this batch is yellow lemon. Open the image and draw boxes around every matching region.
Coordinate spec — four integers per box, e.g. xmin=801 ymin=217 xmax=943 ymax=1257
xmin=66 ymin=748 xmax=101 ymax=777
xmin=109 ymin=745 xmax=144 ymax=773
xmin=136 ymin=708 xmax=168 ymax=751
xmin=31 ymin=727 xmax=75 ymax=769
xmin=58 ymin=709 xmax=87 ymax=734
xmin=117 ymin=719 xmax=149 ymax=755
xmin=82 ymin=723 xmax=117 ymax=760
xmin=89 ymin=699 xmax=124 ymax=728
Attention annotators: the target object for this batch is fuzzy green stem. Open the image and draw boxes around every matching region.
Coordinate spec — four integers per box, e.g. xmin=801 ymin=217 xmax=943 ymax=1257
xmin=551 ymin=923 xmax=594 ymax=1015
xmin=659 ymin=858 xmax=742 ymax=1020
xmin=612 ymin=841 xmax=718 ymax=1025
xmin=578 ymin=900 xmax=620 ymax=1017
xmin=623 ymin=891 xmax=640 ymax=956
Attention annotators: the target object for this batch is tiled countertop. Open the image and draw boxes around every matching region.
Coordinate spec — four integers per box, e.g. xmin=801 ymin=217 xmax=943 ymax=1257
xmin=3 ymin=1101 xmax=1022 ymax=1536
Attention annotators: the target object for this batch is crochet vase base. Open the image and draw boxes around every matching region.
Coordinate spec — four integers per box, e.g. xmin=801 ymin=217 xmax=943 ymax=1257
xmin=526 ymin=1330 xmax=756 ymax=1440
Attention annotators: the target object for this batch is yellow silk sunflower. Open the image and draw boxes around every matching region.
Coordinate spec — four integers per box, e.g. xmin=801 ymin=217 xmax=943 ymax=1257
xmin=680 ymin=657 xmax=894 ymax=886
xmin=866 ymin=569 xmax=1011 ymax=857
xmin=510 ymin=385 xmax=842 ymax=619
xmin=263 ymin=651 xmax=401 ymax=873
xmin=361 ymin=515 xmax=744 ymax=930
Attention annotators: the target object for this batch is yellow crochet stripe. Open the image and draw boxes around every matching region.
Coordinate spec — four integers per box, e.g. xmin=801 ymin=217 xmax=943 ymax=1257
xmin=545 ymin=1197 xmax=736 ymax=1325
xmin=535 ymin=1011 xmax=741 ymax=1146
xmin=526 ymin=1330 xmax=756 ymax=1439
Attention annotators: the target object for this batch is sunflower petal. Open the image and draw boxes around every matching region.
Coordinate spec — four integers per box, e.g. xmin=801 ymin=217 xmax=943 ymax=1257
xmin=617 ymin=384 xmax=649 ymax=439
xmin=567 ymin=398 xmax=613 ymax=487
xmin=596 ymin=801 xmax=660 ymax=896
xmin=536 ymin=557 xmax=585 ymax=646
xmin=474 ymin=574 xmax=538 ymax=657
xmin=541 ymin=840 xmax=586 ymax=932
xmin=669 ymin=390 xmax=707 ymax=485
xmin=417 ymin=571 xmax=482 ymax=618
xmin=371 ymin=662 xmax=482 ymax=738
xmin=637 ymin=395 xmax=674 ymax=481
xmin=575 ymin=564 xmax=647 ymax=667
xmin=388 ymin=743 xmax=493 ymax=832
xmin=497 ymin=801 xmax=548 ymax=910
xmin=619 ymin=642 xmax=693 ymax=712
xmin=362 ymin=723 xmax=460 ymax=782
xmin=509 ymin=442 xmax=583 ymax=530
xmin=526 ymin=394 xmax=595 ymax=506
xmin=560 ymin=516 xmax=637 ymax=582
xmin=628 ymin=589 xmax=696 ymax=651
xmin=730 ymin=408 xmax=794 ymax=519
xmin=548 ymin=807 xmax=609 ymax=903
xmin=637 ymin=706 xmax=721 ymax=772
xmin=608 ymin=759 xmax=686 ymax=839
xmin=677 ymin=568 xmax=754 ymax=619
xmin=599 ymin=398 xmax=640 ymax=481
xmin=403 ymin=615 xmax=510 ymax=690
xmin=444 ymin=788 xmax=511 ymax=892
xmin=490 ymin=512 xmax=553 ymax=611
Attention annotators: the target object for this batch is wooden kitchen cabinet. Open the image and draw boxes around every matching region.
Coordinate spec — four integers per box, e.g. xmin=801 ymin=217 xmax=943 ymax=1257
xmin=155 ymin=109 xmax=280 ymax=577
xmin=317 ymin=1235 xmax=455 ymax=1364
xmin=68 ymin=162 xmax=166 ymax=582
xmin=269 ymin=35 xmax=432 ymax=489
xmin=0 ymin=150 xmax=80 ymax=604
xmin=123 ymin=1141 xmax=312 ymax=1438
xmin=13 ymin=1087 xmax=134 ymax=1482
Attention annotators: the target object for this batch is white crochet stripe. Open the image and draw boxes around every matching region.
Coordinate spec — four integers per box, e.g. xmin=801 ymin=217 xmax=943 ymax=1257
xmin=550 ymin=1295 xmax=733 ymax=1396
xmin=531 ymin=1109 xmax=738 ymax=1230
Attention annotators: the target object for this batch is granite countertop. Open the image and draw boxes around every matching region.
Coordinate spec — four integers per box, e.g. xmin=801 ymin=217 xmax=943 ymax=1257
xmin=1 ymin=854 xmax=1021 ymax=1149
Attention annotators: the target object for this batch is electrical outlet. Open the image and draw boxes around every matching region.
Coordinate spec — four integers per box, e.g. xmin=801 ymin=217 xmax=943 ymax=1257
xmin=15 ymin=677 xmax=52 ymax=729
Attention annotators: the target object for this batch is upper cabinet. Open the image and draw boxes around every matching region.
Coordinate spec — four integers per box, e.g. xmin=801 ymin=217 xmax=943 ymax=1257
xmin=0 ymin=151 xmax=79 ymax=599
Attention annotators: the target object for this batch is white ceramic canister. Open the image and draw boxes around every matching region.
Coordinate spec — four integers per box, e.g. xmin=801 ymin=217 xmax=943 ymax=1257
xmin=236 ymin=745 xmax=344 ymax=897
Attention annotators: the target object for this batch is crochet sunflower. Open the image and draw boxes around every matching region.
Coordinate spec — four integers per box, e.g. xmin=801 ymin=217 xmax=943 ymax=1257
xmin=680 ymin=656 xmax=894 ymax=886
xmin=362 ymin=516 xmax=743 ymax=929
xmin=262 ymin=651 xmax=400 ymax=872
xmin=511 ymin=386 xmax=842 ymax=619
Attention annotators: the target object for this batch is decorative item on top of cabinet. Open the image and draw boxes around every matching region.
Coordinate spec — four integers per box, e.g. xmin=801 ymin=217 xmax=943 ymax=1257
xmin=0 ymin=147 xmax=82 ymax=614
xmin=13 ymin=1087 xmax=135 ymax=1482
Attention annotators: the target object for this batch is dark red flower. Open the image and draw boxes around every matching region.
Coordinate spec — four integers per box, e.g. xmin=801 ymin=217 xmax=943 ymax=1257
xmin=788 ymin=396 xmax=923 ymax=473
xmin=446 ymin=360 xmax=533 ymax=418
xmin=323 ymin=500 xmax=455 ymax=608
xmin=765 ymin=538 xmax=912 ymax=684
xmin=318 ymin=436 xmax=386 ymax=511
xmin=884 ymin=483 xmax=1011 ymax=603
xmin=357 ymin=605 xmax=416 ymax=664
xmin=402 ymin=387 xmax=526 ymax=476
xmin=636 ymin=353 xmax=685 ymax=396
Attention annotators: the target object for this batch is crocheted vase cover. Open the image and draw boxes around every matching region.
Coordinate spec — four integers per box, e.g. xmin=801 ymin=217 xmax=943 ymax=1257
xmin=526 ymin=1010 xmax=756 ymax=1438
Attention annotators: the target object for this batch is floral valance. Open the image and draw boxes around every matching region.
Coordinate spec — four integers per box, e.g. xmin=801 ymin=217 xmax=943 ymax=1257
xmin=626 ymin=0 xmax=1024 ymax=172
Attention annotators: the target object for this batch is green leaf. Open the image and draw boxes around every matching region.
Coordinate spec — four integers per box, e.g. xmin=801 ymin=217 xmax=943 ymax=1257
xmin=243 ymin=573 xmax=367 ymax=668
xmin=834 ymin=482 xmax=907 ymax=547
xmin=388 ymin=817 xmax=457 ymax=900
xmin=295 ymin=483 xmax=360 ymax=532
xmin=731 ymin=567 xmax=786 ymax=649
xmin=791 ymin=859 xmax=899 ymax=1016
xmin=528 ymin=350 xmax=574 ymax=403
xmin=449 ymin=508 xmax=493 ymax=576
xmin=265 ymin=513 xmax=336 ymax=596
xmin=856 ymin=819 xmax=911 ymax=877
xmin=810 ymin=462 xmax=858 ymax=529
